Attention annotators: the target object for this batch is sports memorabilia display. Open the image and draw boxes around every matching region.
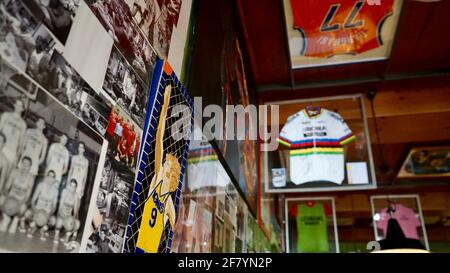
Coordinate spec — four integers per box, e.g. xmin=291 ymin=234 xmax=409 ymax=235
xmin=263 ymin=94 xmax=377 ymax=193
xmin=124 ymin=60 xmax=193 ymax=253
xmin=278 ymin=107 xmax=355 ymax=185
xmin=371 ymin=195 xmax=429 ymax=250
xmin=285 ymin=198 xmax=338 ymax=253
xmin=0 ymin=58 xmax=107 ymax=253
xmin=376 ymin=203 xmax=421 ymax=240
xmin=283 ymin=0 xmax=404 ymax=68
xmin=290 ymin=0 xmax=394 ymax=58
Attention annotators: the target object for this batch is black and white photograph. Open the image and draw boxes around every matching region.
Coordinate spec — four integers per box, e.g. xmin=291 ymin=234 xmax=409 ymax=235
xmin=0 ymin=58 xmax=106 ymax=252
xmin=85 ymin=0 xmax=157 ymax=84
xmin=124 ymin=0 xmax=183 ymax=58
xmin=103 ymin=46 xmax=149 ymax=127
xmin=79 ymin=91 xmax=110 ymax=136
xmin=86 ymin=156 xmax=134 ymax=253
xmin=41 ymin=51 xmax=112 ymax=137
xmin=0 ymin=57 xmax=40 ymax=101
xmin=0 ymin=1 xmax=58 ymax=80
xmin=26 ymin=0 xmax=80 ymax=45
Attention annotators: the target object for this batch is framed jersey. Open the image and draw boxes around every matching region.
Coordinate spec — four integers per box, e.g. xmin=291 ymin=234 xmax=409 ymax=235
xmin=262 ymin=94 xmax=377 ymax=193
xmin=282 ymin=0 xmax=404 ymax=69
xmin=123 ymin=59 xmax=193 ymax=253
xmin=285 ymin=197 xmax=339 ymax=253
xmin=370 ymin=195 xmax=429 ymax=251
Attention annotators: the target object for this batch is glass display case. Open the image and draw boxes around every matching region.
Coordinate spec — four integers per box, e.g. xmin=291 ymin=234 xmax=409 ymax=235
xmin=370 ymin=195 xmax=429 ymax=251
xmin=282 ymin=0 xmax=404 ymax=69
xmin=263 ymin=94 xmax=377 ymax=193
xmin=285 ymin=197 xmax=339 ymax=253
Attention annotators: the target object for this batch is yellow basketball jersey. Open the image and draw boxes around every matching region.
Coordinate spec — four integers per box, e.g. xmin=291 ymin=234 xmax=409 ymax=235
xmin=136 ymin=179 xmax=169 ymax=252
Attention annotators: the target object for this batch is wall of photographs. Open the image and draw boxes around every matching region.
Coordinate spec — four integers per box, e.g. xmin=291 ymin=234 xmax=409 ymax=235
xmin=0 ymin=0 xmax=194 ymax=253
xmin=170 ymin=125 xmax=273 ymax=253
xmin=0 ymin=0 xmax=274 ymax=253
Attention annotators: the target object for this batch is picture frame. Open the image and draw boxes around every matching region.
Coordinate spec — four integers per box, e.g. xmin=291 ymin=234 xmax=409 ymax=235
xmin=285 ymin=197 xmax=339 ymax=253
xmin=282 ymin=0 xmax=404 ymax=69
xmin=397 ymin=146 xmax=450 ymax=178
xmin=370 ymin=194 xmax=429 ymax=251
xmin=262 ymin=93 xmax=377 ymax=193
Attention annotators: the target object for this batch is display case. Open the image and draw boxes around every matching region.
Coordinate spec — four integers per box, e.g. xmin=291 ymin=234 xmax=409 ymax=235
xmin=370 ymin=195 xmax=429 ymax=251
xmin=263 ymin=94 xmax=376 ymax=193
xmin=282 ymin=0 xmax=404 ymax=69
xmin=285 ymin=197 xmax=339 ymax=253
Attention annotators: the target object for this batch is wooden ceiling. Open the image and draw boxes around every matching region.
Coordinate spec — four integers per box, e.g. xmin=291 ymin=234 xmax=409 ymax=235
xmin=233 ymin=0 xmax=450 ymax=185
xmin=236 ymin=0 xmax=450 ymax=88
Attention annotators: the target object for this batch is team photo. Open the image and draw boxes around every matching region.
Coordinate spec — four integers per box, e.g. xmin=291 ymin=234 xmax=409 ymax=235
xmin=0 ymin=59 xmax=105 ymax=252
xmin=105 ymin=105 xmax=142 ymax=170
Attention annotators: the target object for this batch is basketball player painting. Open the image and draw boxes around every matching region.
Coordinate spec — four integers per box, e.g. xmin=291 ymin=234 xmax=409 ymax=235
xmin=136 ymin=84 xmax=181 ymax=253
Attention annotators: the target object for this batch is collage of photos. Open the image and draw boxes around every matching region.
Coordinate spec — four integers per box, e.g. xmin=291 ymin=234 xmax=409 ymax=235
xmin=171 ymin=187 xmax=215 ymax=253
xmin=85 ymin=0 xmax=158 ymax=84
xmin=124 ymin=0 xmax=183 ymax=58
xmin=0 ymin=58 xmax=105 ymax=252
xmin=170 ymin=124 xmax=259 ymax=254
xmin=1 ymin=0 xmax=152 ymax=253
xmin=86 ymin=106 xmax=142 ymax=253
xmin=0 ymin=0 xmax=113 ymax=139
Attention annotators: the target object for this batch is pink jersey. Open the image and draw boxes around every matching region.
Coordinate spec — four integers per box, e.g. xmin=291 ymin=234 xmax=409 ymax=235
xmin=377 ymin=203 xmax=421 ymax=240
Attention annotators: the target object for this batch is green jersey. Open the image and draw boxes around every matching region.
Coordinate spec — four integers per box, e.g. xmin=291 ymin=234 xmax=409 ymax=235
xmin=296 ymin=203 xmax=329 ymax=252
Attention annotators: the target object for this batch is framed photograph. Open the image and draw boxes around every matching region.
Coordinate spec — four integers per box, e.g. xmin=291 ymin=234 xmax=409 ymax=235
xmin=285 ymin=197 xmax=339 ymax=253
xmin=86 ymin=155 xmax=135 ymax=253
xmin=397 ymin=146 xmax=450 ymax=178
xmin=43 ymin=51 xmax=112 ymax=138
xmin=282 ymin=0 xmax=404 ymax=69
xmin=0 ymin=60 xmax=107 ymax=252
xmin=262 ymin=94 xmax=377 ymax=193
xmin=370 ymin=195 xmax=429 ymax=251
xmin=124 ymin=60 xmax=193 ymax=253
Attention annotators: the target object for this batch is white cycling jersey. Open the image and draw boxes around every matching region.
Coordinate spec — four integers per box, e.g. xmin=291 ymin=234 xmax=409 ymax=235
xmin=278 ymin=108 xmax=355 ymax=185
